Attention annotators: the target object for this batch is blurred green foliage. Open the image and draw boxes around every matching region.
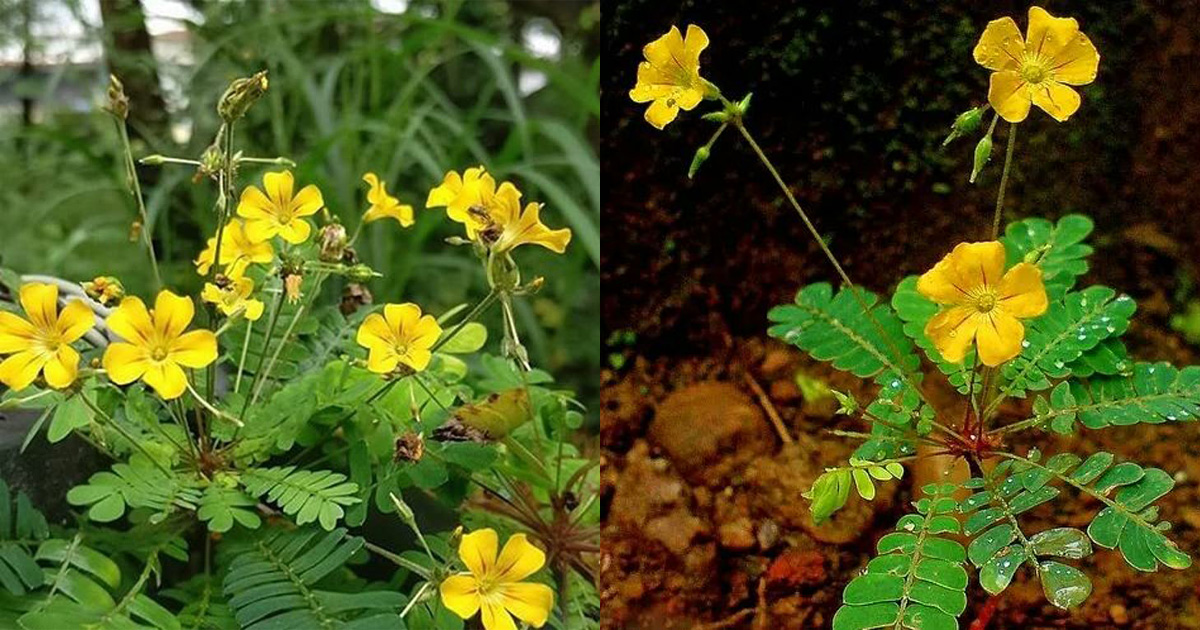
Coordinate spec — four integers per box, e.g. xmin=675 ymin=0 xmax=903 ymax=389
xmin=0 ymin=0 xmax=599 ymax=411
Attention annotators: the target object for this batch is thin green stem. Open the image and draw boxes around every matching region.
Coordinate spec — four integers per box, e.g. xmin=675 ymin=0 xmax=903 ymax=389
xmin=114 ymin=119 xmax=162 ymax=289
xmin=235 ymin=317 xmax=254 ymax=393
xmin=79 ymin=393 xmax=172 ymax=476
xmin=363 ymin=541 xmax=432 ymax=579
xmin=990 ymin=123 xmax=1017 ymax=240
xmin=238 ymin=285 xmax=285 ymax=422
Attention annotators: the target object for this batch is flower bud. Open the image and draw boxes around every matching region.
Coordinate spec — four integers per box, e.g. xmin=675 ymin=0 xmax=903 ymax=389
xmin=832 ymin=390 xmax=858 ymax=416
xmin=970 ymin=134 xmax=993 ymax=184
xmin=105 ymin=75 xmax=129 ymax=120
xmin=82 ymin=276 xmax=125 ymax=306
xmin=943 ymin=106 xmax=984 ymax=146
xmin=688 ymin=146 xmax=710 ymax=179
xmin=217 ymin=70 xmax=269 ymax=122
xmin=345 ymin=264 xmax=378 ymax=284
xmin=389 ymin=492 xmax=416 ymax=523
xmin=140 ymin=155 xmax=165 ymax=166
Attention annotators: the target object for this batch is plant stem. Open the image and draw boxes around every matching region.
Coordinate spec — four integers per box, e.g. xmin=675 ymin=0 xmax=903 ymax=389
xmin=363 ymin=541 xmax=432 ymax=579
xmin=79 ymin=393 xmax=172 ymax=476
xmin=113 ymin=118 xmax=162 ymax=289
xmin=237 ymin=285 xmax=285 ymax=422
xmin=990 ymin=123 xmax=1017 ymax=240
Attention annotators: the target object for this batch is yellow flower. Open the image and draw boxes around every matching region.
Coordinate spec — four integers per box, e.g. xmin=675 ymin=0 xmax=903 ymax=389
xmin=487 ymin=184 xmax=571 ymax=254
xmin=425 ymin=166 xmax=494 ymax=236
xmin=195 ymin=220 xmax=275 ymax=279
xmin=0 ymin=283 xmax=95 ymax=390
xmin=81 ymin=276 xmax=125 ymax=307
xmin=102 ymin=291 xmax=218 ymax=399
xmin=628 ymin=24 xmax=711 ymax=129
xmin=439 ymin=528 xmax=554 ymax=630
xmin=362 ymin=173 xmax=414 ymax=227
xmin=974 ymin=6 xmax=1099 ymax=123
xmin=201 ymin=277 xmax=265 ymax=321
xmin=355 ymin=303 xmax=441 ymax=373
xmin=236 ymin=170 xmax=324 ymax=244
xmin=917 ymin=241 xmax=1048 ymax=366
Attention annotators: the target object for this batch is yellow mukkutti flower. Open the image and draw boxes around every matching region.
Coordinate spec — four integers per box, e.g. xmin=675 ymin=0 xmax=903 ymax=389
xmin=426 ymin=166 xmax=494 ymax=236
xmin=974 ymin=6 xmax=1099 ymax=123
xmin=440 ymin=528 xmax=554 ymax=630
xmin=0 ymin=283 xmax=95 ymax=390
xmin=236 ymin=170 xmax=324 ymax=244
xmin=195 ymin=220 xmax=274 ymax=279
xmin=486 ymin=183 xmax=571 ymax=254
xmin=629 ymin=24 xmax=711 ymax=129
xmin=102 ymin=291 xmax=218 ymax=399
xmin=362 ymin=173 xmax=414 ymax=227
xmin=201 ymin=277 xmax=265 ymax=321
xmin=918 ymin=241 xmax=1048 ymax=367
xmin=355 ymin=303 xmax=442 ymax=373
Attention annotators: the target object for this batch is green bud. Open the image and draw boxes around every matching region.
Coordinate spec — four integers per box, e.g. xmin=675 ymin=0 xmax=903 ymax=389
xmin=970 ymin=134 xmax=993 ymax=184
xmin=688 ymin=146 xmax=710 ymax=179
xmin=701 ymin=111 xmax=729 ymax=123
xmin=736 ymin=93 xmax=753 ymax=116
xmin=389 ymin=492 xmax=415 ymax=523
xmin=832 ymin=390 xmax=858 ymax=416
xmin=345 ymin=263 xmax=379 ymax=283
xmin=139 ymin=154 xmax=165 ymax=166
xmin=943 ymin=106 xmax=984 ymax=146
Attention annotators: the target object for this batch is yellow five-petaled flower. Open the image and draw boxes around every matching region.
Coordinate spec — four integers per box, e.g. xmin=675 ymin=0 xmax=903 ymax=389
xmin=0 ymin=283 xmax=95 ymax=390
xmin=918 ymin=241 xmax=1048 ymax=366
xmin=975 ymin=6 xmax=1099 ymax=123
xmin=355 ymin=303 xmax=442 ymax=373
xmin=439 ymin=528 xmax=554 ymax=630
xmin=201 ymin=277 xmax=265 ymax=321
xmin=362 ymin=172 xmax=414 ymax=227
xmin=102 ymin=290 xmax=218 ymax=399
xmin=426 ymin=167 xmax=571 ymax=254
xmin=237 ymin=170 xmax=324 ymax=244
xmin=195 ymin=219 xmax=275 ymax=279
xmin=629 ymin=24 xmax=711 ymax=129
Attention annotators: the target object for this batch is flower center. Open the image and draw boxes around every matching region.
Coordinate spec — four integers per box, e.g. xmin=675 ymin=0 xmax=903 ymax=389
xmin=972 ymin=292 xmax=998 ymax=314
xmin=36 ymin=332 xmax=63 ymax=355
xmin=151 ymin=346 xmax=170 ymax=362
xmin=1020 ymin=55 xmax=1051 ymax=84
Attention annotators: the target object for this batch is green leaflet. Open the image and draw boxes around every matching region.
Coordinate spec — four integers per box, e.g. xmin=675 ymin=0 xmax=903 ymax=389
xmin=891 ymin=276 xmax=975 ymax=394
xmin=1001 ymin=286 xmax=1136 ymax=396
xmin=1001 ymin=214 xmax=1094 ymax=298
xmin=197 ymin=486 xmax=263 ymax=533
xmin=0 ymin=479 xmax=49 ymax=597
xmin=1029 ymin=362 xmax=1200 ymax=433
xmin=768 ymin=282 xmax=927 ymax=459
xmin=65 ymin=456 xmax=202 ymax=525
xmin=240 ymin=467 xmax=361 ymax=531
xmin=832 ymin=484 xmax=967 ymax=630
xmin=805 ymin=459 xmax=905 ymax=524
xmin=222 ymin=527 xmax=405 ymax=630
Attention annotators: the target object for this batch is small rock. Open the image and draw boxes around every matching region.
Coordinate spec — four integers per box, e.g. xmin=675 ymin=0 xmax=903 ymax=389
xmin=1109 ymin=604 xmax=1128 ymax=625
xmin=649 ymin=381 xmax=774 ymax=485
xmin=766 ymin=549 xmax=827 ymax=590
xmin=769 ymin=378 xmax=802 ymax=404
xmin=756 ymin=519 xmax=781 ymax=550
xmin=761 ymin=349 xmax=792 ymax=378
xmin=717 ymin=518 xmax=756 ymax=551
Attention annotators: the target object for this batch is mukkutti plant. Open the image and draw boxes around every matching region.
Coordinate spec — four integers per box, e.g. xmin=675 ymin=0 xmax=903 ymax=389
xmin=630 ymin=7 xmax=1192 ymax=630
xmin=0 ymin=70 xmax=598 ymax=630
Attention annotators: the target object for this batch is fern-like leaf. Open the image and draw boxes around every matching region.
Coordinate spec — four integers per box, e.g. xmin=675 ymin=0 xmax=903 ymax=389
xmin=222 ymin=527 xmax=404 ymax=630
xmin=1001 ymin=214 xmax=1094 ymax=298
xmin=832 ymin=483 xmax=967 ymax=630
xmin=240 ymin=467 xmax=360 ymax=531
xmin=1028 ymin=362 xmax=1200 ymax=433
xmin=65 ymin=456 xmax=201 ymax=524
xmin=197 ymin=487 xmax=262 ymax=533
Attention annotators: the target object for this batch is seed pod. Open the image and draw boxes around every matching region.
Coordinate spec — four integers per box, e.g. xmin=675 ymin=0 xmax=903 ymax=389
xmin=943 ymin=106 xmax=984 ymax=146
xmin=688 ymin=146 xmax=710 ymax=179
xmin=970 ymin=134 xmax=993 ymax=184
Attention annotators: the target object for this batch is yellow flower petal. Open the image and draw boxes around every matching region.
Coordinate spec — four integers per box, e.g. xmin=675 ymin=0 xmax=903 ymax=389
xmin=170 ymin=330 xmax=218 ymax=369
xmin=19 ymin=283 xmax=58 ymax=331
xmin=493 ymin=534 xmax=546 ymax=583
xmin=411 ymin=315 xmax=443 ymax=349
xmin=106 ymin=297 xmax=155 ymax=345
xmin=142 ymin=361 xmax=188 ymax=400
xmin=291 ymin=184 xmax=324 ymax=217
xmin=426 ymin=170 xmax=465 ymax=208
xmin=365 ymin=346 xmax=399 ymax=374
xmin=263 ymin=171 xmax=295 ymax=208
xmin=154 ymin=291 xmax=196 ymax=341
xmin=682 ymin=24 xmax=709 ymax=67
xmin=642 ymin=26 xmax=684 ymax=69
xmin=925 ymin=306 xmax=982 ymax=364
xmin=439 ymin=574 xmax=481 ymax=620
xmin=1049 ymin=32 xmax=1099 ymax=86
xmin=0 ymin=350 xmax=46 ymax=391
xmin=976 ymin=312 xmax=1025 ymax=366
xmin=356 ymin=313 xmax=393 ymax=349
xmin=384 ymin=303 xmax=421 ymax=334
xmin=480 ymin=601 xmax=518 ymax=630
xmin=244 ymin=219 xmax=278 ymax=244
xmin=0 ymin=312 xmax=37 ymax=353
xmin=988 ymin=70 xmax=1031 ymax=123
xmin=1025 ymin=6 xmax=1079 ymax=58
xmin=57 ymin=300 xmax=96 ymax=343
xmin=974 ymin=16 xmax=1024 ymax=71
xmin=496 ymin=202 xmax=572 ymax=254
xmin=277 ymin=219 xmax=312 ymax=244
xmin=499 ymin=582 xmax=554 ymax=628
xmin=459 ymin=528 xmax=498 ymax=578
xmin=398 ymin=347 xmax=432 ymax=372
xmin=43 ymin=345 xmax=80 ymax=389
xmin=643 ymin=98 xmax=681 ymax=130
xmin=102 ymin=342 xmax=150 ymax=384
xmin=1030 ymin=81 xmax=1081 ymax=122
xmin=244 ymin=299 xmax=265 ymax=321
xmin=997 ymin=263 xmax=1049 ymax=317
xmin=237 ymin=186 xmax=276 ymax=221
